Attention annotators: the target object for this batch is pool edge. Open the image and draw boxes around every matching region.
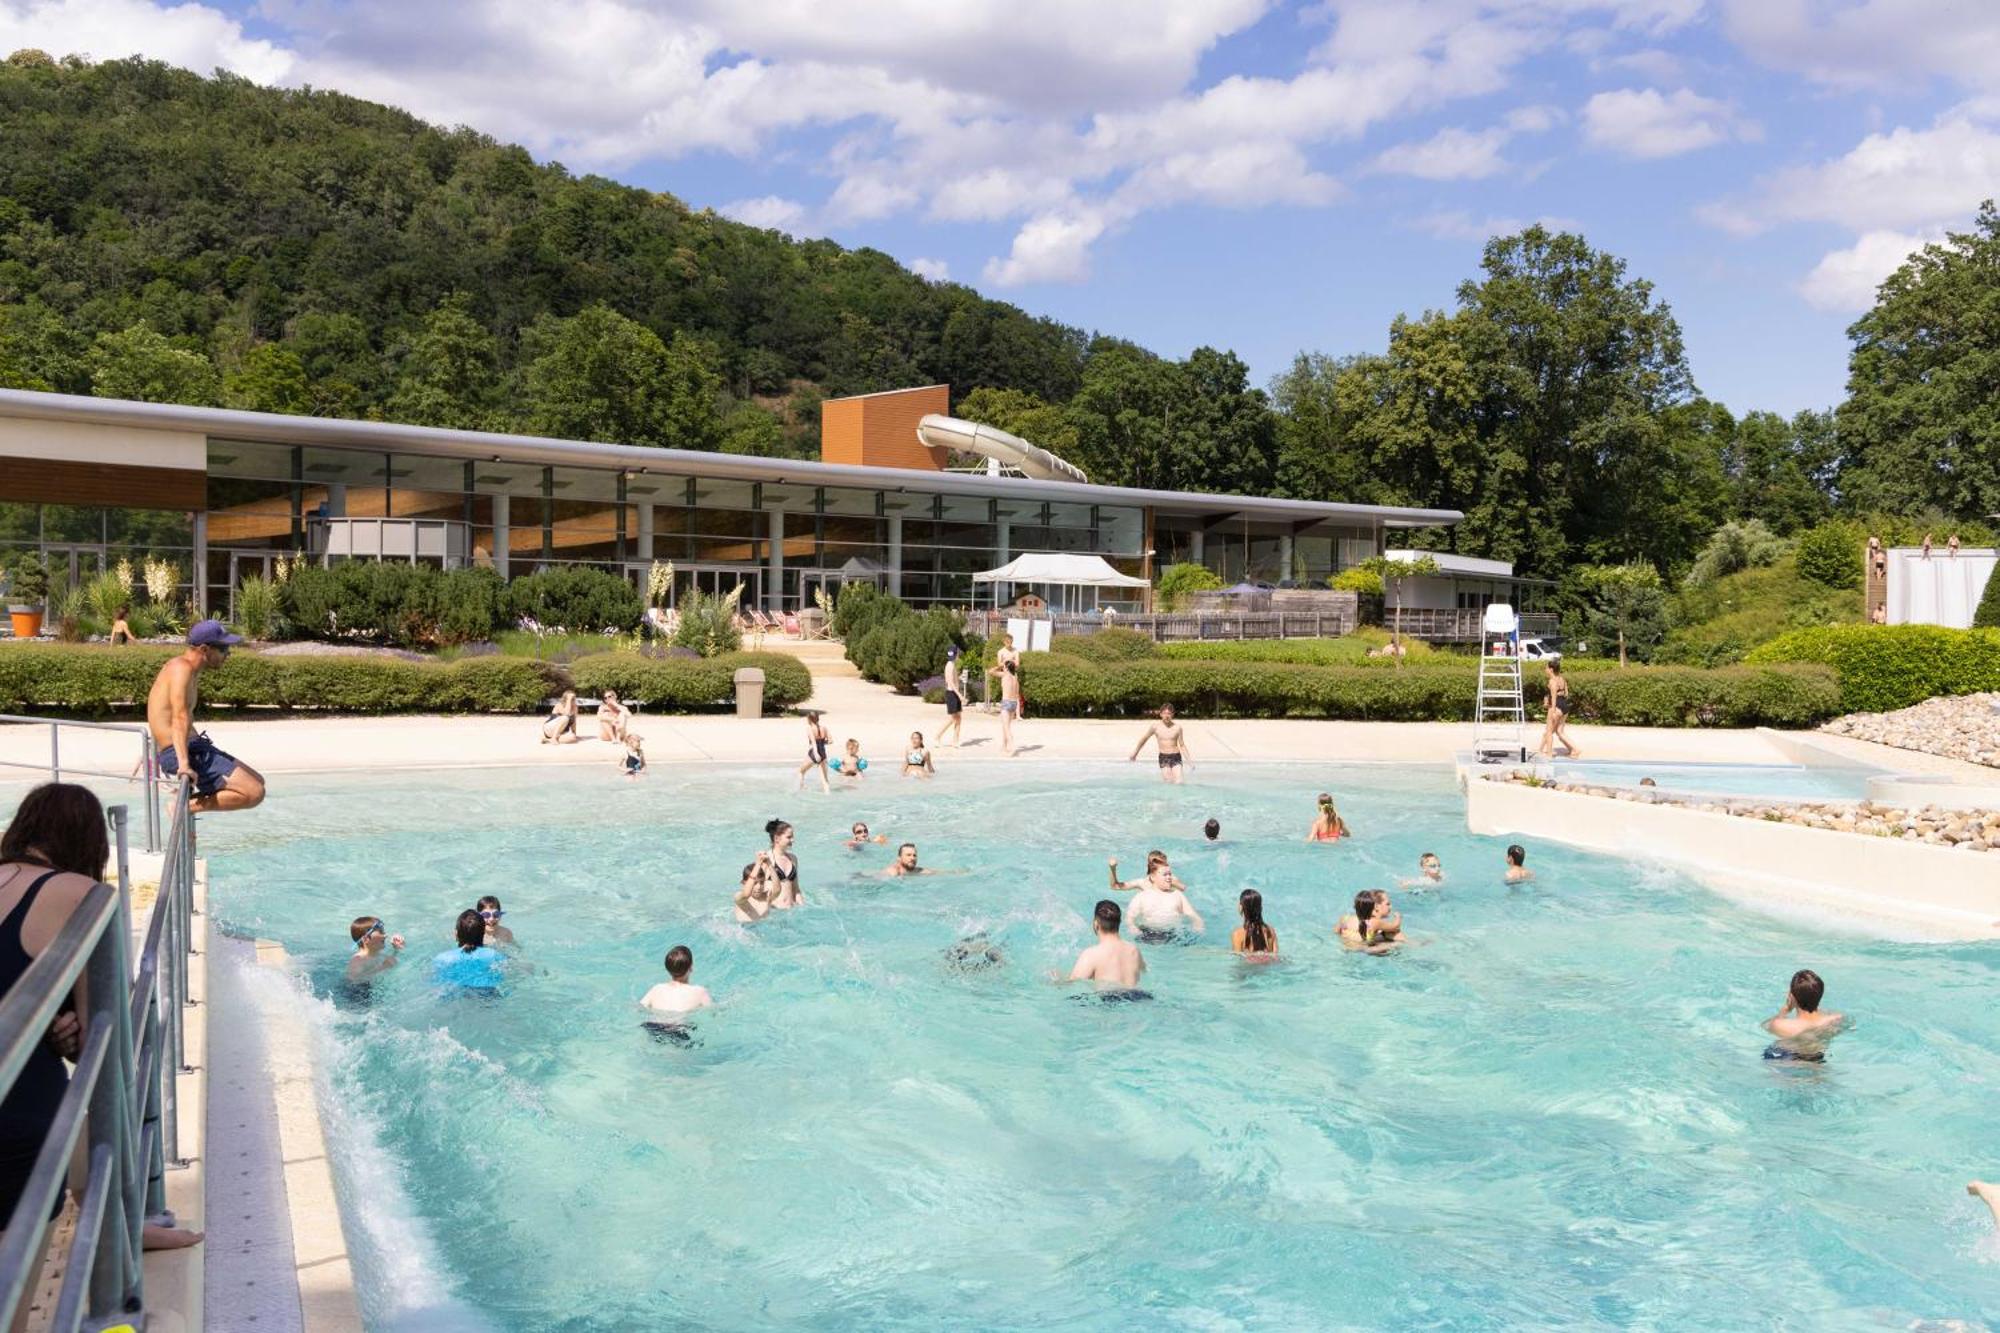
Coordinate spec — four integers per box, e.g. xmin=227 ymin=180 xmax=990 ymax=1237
xmin=251 ymin=940 xmax=366 ymax=1333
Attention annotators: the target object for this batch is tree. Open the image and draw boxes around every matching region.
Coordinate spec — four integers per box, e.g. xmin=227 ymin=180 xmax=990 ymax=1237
xmin=87 ymin=323 xmax=220 ymax=406
xmin=519 ymin=305 xmax=720 ymax=449
xmin=1795 ymin=522 xmax=1862 ymax=589
xmin=955 ymin=386 xmax=1082 ymax=462
xmin=386 ymin=293 xmax=501 ymax=430
xmin=1974 ymin=564 xmax=2000 ymax=628
xmin=1063 ymin=341 xmax=1277 ymax=494
xmin=1838 ymin=201 xmax=2000 ymax=521
xmin=0 ymin=299 xmax=88 ymax=393
xmin=1684 ymin=519 xmax=1788 ymax=587
xmin=717 ymin=401 xmax=798 ymax=457
xmin=223 ymin=343 xmax=311 ymax=414
xmin=1570 ymin=563 xmax=1666 ymax=665
xmin=1271 ymin=351 xmax=1388 ymax=504
xmin=1722 ymin=408 xmax=1838 ymax=533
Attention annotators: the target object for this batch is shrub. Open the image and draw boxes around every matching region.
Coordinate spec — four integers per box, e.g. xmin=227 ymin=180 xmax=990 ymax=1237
xmin=503 ymin=567 xmax=644 ymax=634
xmin=1975 ymin=566 xmax=2000 ymax=630
xmin=853 ymin=609 xmax=963 ymax=692
xmin=1010 ymin=654 xmax=1838 ymax=726
xmin=568 ymin=650 xmax=810 ymax=712
xmin=1050 ymin=627 xmax=1159 ymax=662
xmin=235 ymin=574 xmax=281 ymax=640
xmin=280 ymin=561 xmax=437 ymax=646
xmin=831 ymin=581 xmax=896 ymax=641
xmin=1158 ymin=634 xmax=1430 ymax=666
xmin=1155 ymin=562 xmax=1223 ymax=611
xmin=1795 ymin=522 xmax=1862 ymax=589
xmin=0 ymin=645 xmax=555 ymax=716
xmin=85 ymin=570 xmax=130 ymax=626
xmin=671 ymin=587 xmax=743 ymax=656
xmin=1328 ymin=567 xmax=1382 ymax=595
xmin=5 ymin=551 xmax=49 ymax=606
xmin=1685 ymin=520 xmax=1789 ymax=587
xmin=435 ymin=567 xmax=504 ymax=645
xmin=1746 ymin=624 xmax=2000 ymax=712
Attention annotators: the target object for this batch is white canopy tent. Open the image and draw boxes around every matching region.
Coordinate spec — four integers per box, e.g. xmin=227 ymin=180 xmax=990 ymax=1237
xmin=972 ymin=552 xmax=1148 ymax=612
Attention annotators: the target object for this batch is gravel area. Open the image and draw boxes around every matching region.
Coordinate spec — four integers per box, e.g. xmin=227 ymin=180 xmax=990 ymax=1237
xmin=1820 ymin=693 xmax=2000 ymax=769
xmin=251 ymin=641 xmax=431 ymax=662
xmin=1489 ymin=773 xmax=2000 ymax=852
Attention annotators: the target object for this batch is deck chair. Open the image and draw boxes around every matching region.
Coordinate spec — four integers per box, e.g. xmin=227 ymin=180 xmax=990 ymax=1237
xmin=781 ymin=612 xmax=804 ymax=638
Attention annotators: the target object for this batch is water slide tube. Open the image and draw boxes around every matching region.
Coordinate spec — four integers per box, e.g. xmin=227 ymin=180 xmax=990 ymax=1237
xmin=915 ymin=414 xmax=1089 ymax=484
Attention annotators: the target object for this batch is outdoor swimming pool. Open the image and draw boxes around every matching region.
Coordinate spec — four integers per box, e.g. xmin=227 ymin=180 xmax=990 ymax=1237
xmin=193 ymin=763 xmax=1996 ymax=1330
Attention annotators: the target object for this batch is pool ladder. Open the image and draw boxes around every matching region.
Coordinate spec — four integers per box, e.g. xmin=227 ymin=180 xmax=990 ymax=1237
xmin=1473 ymin=636 xmax=1527 ymax=763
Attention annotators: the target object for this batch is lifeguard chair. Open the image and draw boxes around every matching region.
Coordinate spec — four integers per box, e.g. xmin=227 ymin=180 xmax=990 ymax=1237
xmin=1473 ymin=603 xmax=1527 ymax=763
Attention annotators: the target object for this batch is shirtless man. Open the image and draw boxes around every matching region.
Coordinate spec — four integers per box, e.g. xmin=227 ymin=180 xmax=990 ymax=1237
xmin=1129 ymin=704 xmax=1189 ymax=783
xmin=987 ymin=635 xmax=1023 ymax=756
xmin=1761 ymin=968 xmax=1846 ymax=1063
xmin=147 ymin=619 xmax=265 ymax=813
xmin=1126 ymin=873 xmax=1203 ymax=939
xmin=1068 ymin=899 xmax=1146 ymax=990
xmin=640 ymin=945 xmax=714 ymax=1017
xmin=940 ymin=647 xmax=966 ymax=748
xmin=885 ymin=842 xmax=929 ymax=877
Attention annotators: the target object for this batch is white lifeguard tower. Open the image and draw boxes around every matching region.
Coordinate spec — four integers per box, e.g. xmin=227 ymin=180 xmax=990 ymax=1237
xmin=1473 ymin=602 xmax=1528 ymax=763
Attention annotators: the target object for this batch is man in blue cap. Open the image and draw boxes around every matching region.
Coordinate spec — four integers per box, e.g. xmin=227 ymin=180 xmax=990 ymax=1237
xmin=146 ymin=619 xmax=266 ymax=813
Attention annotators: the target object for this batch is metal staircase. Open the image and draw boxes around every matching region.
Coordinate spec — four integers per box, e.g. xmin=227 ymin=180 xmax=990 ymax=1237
xmin=1473 ymin=604 xmax=1527 ymax=763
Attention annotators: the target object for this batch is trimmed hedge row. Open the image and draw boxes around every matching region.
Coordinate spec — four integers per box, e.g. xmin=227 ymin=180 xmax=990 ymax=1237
xmin=1156 ymin=635 xmax=1434 ymax=666
xmin=1012 ymin=654 xmax=1840 ymax=726
xmin=0 ymin=645 xmax=812 ymax=716
xmin=1746 ymin=624 xmax=2000 ymax=713
xmin=568 ymin=651 xmax=811 ymax=712
xmin=0 ymin=645 xmax=555 ymax=716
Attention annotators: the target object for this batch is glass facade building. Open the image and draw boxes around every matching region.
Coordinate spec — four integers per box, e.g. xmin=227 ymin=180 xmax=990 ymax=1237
xmin=0 ymin=390 xmax=1465 ymax=621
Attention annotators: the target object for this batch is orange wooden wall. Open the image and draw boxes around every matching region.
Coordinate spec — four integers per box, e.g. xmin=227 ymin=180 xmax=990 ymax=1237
xmin=820 ymin=385 xmax=951 ymax=471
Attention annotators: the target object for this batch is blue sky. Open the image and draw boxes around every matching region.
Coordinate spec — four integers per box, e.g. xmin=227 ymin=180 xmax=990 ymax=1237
xmin=8 ymin=0 xmax=2000 ymax=415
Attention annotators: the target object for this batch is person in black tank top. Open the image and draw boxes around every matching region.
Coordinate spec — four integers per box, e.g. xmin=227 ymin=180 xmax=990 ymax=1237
xmin=764 ymin=818 xmax=802 ymax=908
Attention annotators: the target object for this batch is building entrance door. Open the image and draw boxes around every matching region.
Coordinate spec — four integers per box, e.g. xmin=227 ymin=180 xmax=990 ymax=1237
xmin=41 ymin=544 xmax=108 ymax=591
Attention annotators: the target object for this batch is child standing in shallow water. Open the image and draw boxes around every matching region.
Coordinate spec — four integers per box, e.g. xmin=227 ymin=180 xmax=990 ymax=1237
xmin=346 ymin=915 xmax=404 ymax=982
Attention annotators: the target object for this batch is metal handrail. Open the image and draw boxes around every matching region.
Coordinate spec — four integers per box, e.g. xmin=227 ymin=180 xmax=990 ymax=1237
xmin=0 ymin=780 xmax=198 ymax=1330
xmin=0 ymin=715 xmax=160 ymax=852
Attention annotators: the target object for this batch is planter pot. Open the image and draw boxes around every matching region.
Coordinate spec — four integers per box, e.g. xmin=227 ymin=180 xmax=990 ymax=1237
xmin=8 ymin=608 xmax=44 ymax=638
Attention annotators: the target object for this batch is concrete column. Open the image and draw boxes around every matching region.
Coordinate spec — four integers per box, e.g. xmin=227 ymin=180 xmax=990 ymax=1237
xmin=492 ymin=495 xmax=510 ymax=573
xmin=767 ymin=509 xmax=785 ymax=610
xmin=997 ymin=520 xmax=1011 ymax=564
xmin=1279 ymin=533 xmax=1294 ymax=581
xmin=635 ymin=503 xmax=654 ymax=564
xmin=325 ymin=484 xmax=348 ymax=518
xmin=1190 ymin=529 xmax=1205 ymax=568
xmin=887 ymin=515 xmax=903 ymax=596
xmin=192 ymin=511 xmax=208 ymax=617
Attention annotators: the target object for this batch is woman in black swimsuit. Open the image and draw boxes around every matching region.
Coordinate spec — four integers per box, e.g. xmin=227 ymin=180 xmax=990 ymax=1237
xmin=765 ymin=818 xmax=802 ymax=909
xmin=795 ymin=711 xmax=831 ymax=793
xmin=1536 ymin=657 xmax=1580 ymax=759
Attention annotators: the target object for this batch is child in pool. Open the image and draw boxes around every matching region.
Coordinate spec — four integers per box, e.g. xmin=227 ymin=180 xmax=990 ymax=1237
xmin=346 ymin=914 xmax=404 ymax=982
xmin=829 ymin=737 xmax=869 ymax=782
xmin=622 ymin=734 xmax=646 ymax=777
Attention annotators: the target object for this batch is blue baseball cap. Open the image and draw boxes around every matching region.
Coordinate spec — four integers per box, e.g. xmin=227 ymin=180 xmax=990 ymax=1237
xmin=188 ymin=619 xmax=244 ymax=647
xmin=946 ymin=646 xmax=960 ymax=660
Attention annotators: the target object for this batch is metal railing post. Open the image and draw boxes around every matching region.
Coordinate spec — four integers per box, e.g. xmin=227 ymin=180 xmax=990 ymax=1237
xmin=144 ymin=734 xmax=160 ymax=854
xmin=49 ymin=721 xmax=60 ymax=784
xmin=81 ymin=912 xmax=138 ymax=1318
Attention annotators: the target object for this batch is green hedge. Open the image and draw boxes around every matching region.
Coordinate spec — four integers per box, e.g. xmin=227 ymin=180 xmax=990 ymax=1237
xmin=0 ymin=645 xmax=555 ymax=715
xmin=1013 ymin=654 xmax=1839 ymax=726
xmin=1157 ymin=634 xmax=1434 ymax=666
xmin=567 ymin=651 xmax=811 ymax=713
xmin=280 ymin=562 xmax=507 ymax=648
xmin=1049 ymin=627 xmax=1160 ymax=662
xmin=1746 ymin=624 xmax=2000 ymax=713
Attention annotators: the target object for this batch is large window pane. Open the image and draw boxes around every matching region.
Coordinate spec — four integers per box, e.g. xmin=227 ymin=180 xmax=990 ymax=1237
xmin=207 ymin=439 xmax=295 ymax=480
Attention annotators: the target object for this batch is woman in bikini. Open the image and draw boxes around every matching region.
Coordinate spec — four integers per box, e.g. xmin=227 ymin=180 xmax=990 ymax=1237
xmin=1306 ymin=792 xmax=1349 ymax=842
xmin=541 ymin=689 xmax=579 ymax=744
xmin=796 ymin=711 xmax=831 ymax=793
xmin=1231 ymin=888 xmax=1278 ymax=958
xmin=902 ymin=731 xmax=935 ymax=778
xmin=764 ymin=818 xmax=802 ymax=909
xmin=597 ymin=689 xmax=632 ymax=743
xmin=1536 ymin=658 xmax=1579 ymax=759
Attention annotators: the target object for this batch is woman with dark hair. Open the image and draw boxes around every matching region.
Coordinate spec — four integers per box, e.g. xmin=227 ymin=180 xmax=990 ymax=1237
xmin=0 ymin=783 xmax=201 ymax=1247
xmin=796 ymin=712 xmax=831 ymax=793
xmin=1337 ymin=889 xmax=1398 ymax=953
xmin=431 ymin=908 xmax=505 ymax=991
xmin=1231 ymin=889 xmax=1277 ymax=957
xmin=1536 ymin=658 xmax=1579 ymax=760
xmin=765 ymin=818 xmax=802 ymax=909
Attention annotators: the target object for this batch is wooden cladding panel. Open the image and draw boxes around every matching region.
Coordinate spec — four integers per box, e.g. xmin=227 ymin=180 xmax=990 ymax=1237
xmin=0 ymin=457 xmax=205 ymax=510
xmin=819 ymin=385 xmax=950 ymax=472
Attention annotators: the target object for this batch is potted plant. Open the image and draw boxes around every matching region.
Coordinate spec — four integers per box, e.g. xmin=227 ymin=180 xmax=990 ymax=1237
xmin=6 ymin=551 xmax=49 ymax=639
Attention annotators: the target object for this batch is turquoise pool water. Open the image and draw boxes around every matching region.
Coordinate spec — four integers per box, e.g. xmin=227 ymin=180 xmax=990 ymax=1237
xmin=183 ymin=764 xmax=2000 ymax=1329
xmin=1539 ymin=760 xmax=1875 ymax=800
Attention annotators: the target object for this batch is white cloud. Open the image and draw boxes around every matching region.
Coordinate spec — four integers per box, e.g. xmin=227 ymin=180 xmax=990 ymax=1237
xmin=1581 ymin=87 xmax=1754 ymax=158
xmin=1411 ymin=209 xmax=1583 ymax=240
xmin=1720 ymin=0 xmax=2000 ymax=94
xmin=1797 ymin=228 xmax=1940 ymax=310
xmin=719 ymin=195 xmax=810 ymax=231
xmin=982 ymin=208 xmax=1111 ymax=286
xmin=1702 ymin=103 xmax=2000 ymax=235
xmin=1373 ymin=125 xmax=1512 ymax=179
xmin=0 ymin=0 xmax=293 ymax=82
xmin=908 ymin=257 xmax=950 ymax=281
xmin=823 ymin=173 xmax=921 ymax=224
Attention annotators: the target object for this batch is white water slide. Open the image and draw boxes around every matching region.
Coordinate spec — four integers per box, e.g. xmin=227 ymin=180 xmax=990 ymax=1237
xmin=915 ymin=413 xmax=1089 ymax=484
xmin=1887 ymin=547 xmax=1997 ymax=628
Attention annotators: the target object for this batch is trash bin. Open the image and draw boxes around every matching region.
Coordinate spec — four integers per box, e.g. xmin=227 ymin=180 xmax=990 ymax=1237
xmin=732 ymin=666 xmax=766 ymax=719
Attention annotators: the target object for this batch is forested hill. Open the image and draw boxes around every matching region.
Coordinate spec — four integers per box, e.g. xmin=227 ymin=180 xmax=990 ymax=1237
xmin=0 ymin=52 xmax=1089 ymax=452
xmin=3 ymin=51 xmax=1996 ymax=590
